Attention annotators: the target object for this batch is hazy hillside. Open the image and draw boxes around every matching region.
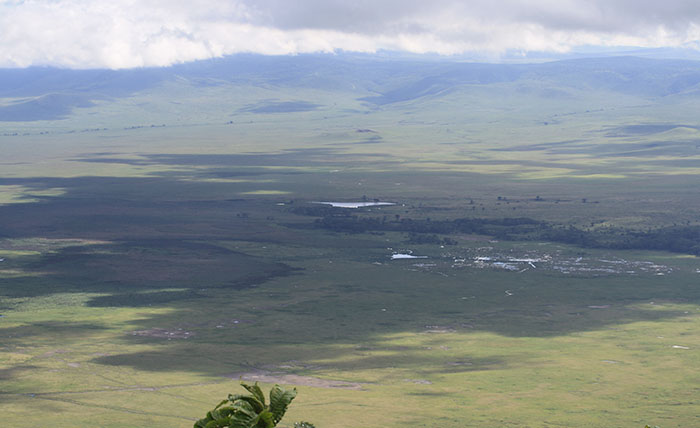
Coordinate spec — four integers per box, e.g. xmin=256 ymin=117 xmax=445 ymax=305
xmin=3 ymin=55 xmax=700 ymax=122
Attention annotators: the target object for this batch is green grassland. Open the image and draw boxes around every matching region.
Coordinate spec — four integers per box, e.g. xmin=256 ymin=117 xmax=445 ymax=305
xmin=1 ymin=57 xmax=700 ymax=427
xmin=1 ymin=230 xmax=699 ymax=427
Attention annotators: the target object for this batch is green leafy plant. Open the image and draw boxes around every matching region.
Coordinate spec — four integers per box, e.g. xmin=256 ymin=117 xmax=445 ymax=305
xmin=194 ymin=382 xmax=299 ymax=428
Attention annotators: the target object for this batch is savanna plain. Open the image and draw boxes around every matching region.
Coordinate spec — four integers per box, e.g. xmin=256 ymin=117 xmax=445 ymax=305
xmin=0 ymin=55 xmax=699 ymax=427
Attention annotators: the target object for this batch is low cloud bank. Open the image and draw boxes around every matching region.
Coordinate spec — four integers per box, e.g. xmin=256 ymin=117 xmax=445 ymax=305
xmin=1 ymin=0 xmax=699 ymax=69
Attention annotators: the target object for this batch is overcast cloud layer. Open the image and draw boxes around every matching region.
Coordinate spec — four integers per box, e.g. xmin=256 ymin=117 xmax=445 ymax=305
xmin=2 ymin=0 xmax=700 ymax=69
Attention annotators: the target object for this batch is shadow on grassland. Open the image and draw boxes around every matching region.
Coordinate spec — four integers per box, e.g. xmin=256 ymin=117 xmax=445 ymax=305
xmin=87 ymin=265 xmax=698 ymax=376
xmin=91 ymin=338 xmax=511 ymax=379
xmin=0 ymin=170 xmax=699 ymax=378
xmin=0 ymin=237 xmax=298 ymax=300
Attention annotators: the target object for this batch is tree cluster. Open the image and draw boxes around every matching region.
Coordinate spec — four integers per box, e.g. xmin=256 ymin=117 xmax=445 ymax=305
xmin=297 ymin=211 xmax=700 ymax=255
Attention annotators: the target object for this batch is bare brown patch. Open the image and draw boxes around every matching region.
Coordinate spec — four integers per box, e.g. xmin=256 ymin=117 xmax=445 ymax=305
xmin=423 ymin=325 xmax=456 ymax=333
xmin=130 ymin=328 xmax=193 ymax=339
xmin=404 ymin=379 xmax=432 ymax=385
xmin=41 ymin=349 xmax=69 ymax=357
xmin=447 ymin=361 xmax=473 ymax=366
xmin=225 ymin=369 xmax=364 ymax=390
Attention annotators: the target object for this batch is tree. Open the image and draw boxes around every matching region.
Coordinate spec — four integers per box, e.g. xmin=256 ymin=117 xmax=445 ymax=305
xmin=194 ymin=382 xmax=303 ymax=428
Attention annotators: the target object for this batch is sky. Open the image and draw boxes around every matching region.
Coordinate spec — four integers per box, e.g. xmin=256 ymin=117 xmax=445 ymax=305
xmin=1 ymin=0 xmax=700 ymax=69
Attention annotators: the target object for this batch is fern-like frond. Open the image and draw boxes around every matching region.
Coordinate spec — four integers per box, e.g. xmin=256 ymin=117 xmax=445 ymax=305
xmin=214 ymin=398 xmax=231 ymax=410
xmin=269 ymin=385 xmax=297 ymax=424
xmin=194 ymin=417 xmax=210 ymax=428
xmin=241 ymin=382 xmax=266 ymax=406
xmin=227 ymin=412 xmax=257 ymax=428
xmin=228 ymin=394 xmax=265 ymax=413
xmin=231 ymin=400 xmax=258 ymax=419
xmin=195 ymin=381 xmax=309 ymax=428
xmin=254 ymin=410 xmax=275 ymax=428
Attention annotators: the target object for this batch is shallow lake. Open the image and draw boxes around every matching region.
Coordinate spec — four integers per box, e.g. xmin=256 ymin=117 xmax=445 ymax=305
xmin=391 ymin=253 xmax=428 ymax=260
xmin=314 ymin=201 xmax=396 ymax=208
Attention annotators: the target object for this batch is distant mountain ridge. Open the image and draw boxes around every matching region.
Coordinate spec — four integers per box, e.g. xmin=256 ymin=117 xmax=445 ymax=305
xmin=2 ymin=54 xmax=700 ymax=121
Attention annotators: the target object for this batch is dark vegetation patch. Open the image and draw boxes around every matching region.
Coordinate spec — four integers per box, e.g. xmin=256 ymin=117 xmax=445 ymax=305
xmin=292 ymin=206 xmax=700 ymax=255
xmin=540 ymin=224 xmax=700 ymax=254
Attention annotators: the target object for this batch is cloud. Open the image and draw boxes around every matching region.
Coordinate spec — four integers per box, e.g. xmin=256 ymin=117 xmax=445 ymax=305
xmin=1 ymin=0 xmax=700 ymax=69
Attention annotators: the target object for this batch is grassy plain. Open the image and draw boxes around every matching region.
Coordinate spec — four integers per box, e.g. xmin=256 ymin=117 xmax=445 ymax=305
xmin=1 ymin=60 xmax=700 ymax=427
